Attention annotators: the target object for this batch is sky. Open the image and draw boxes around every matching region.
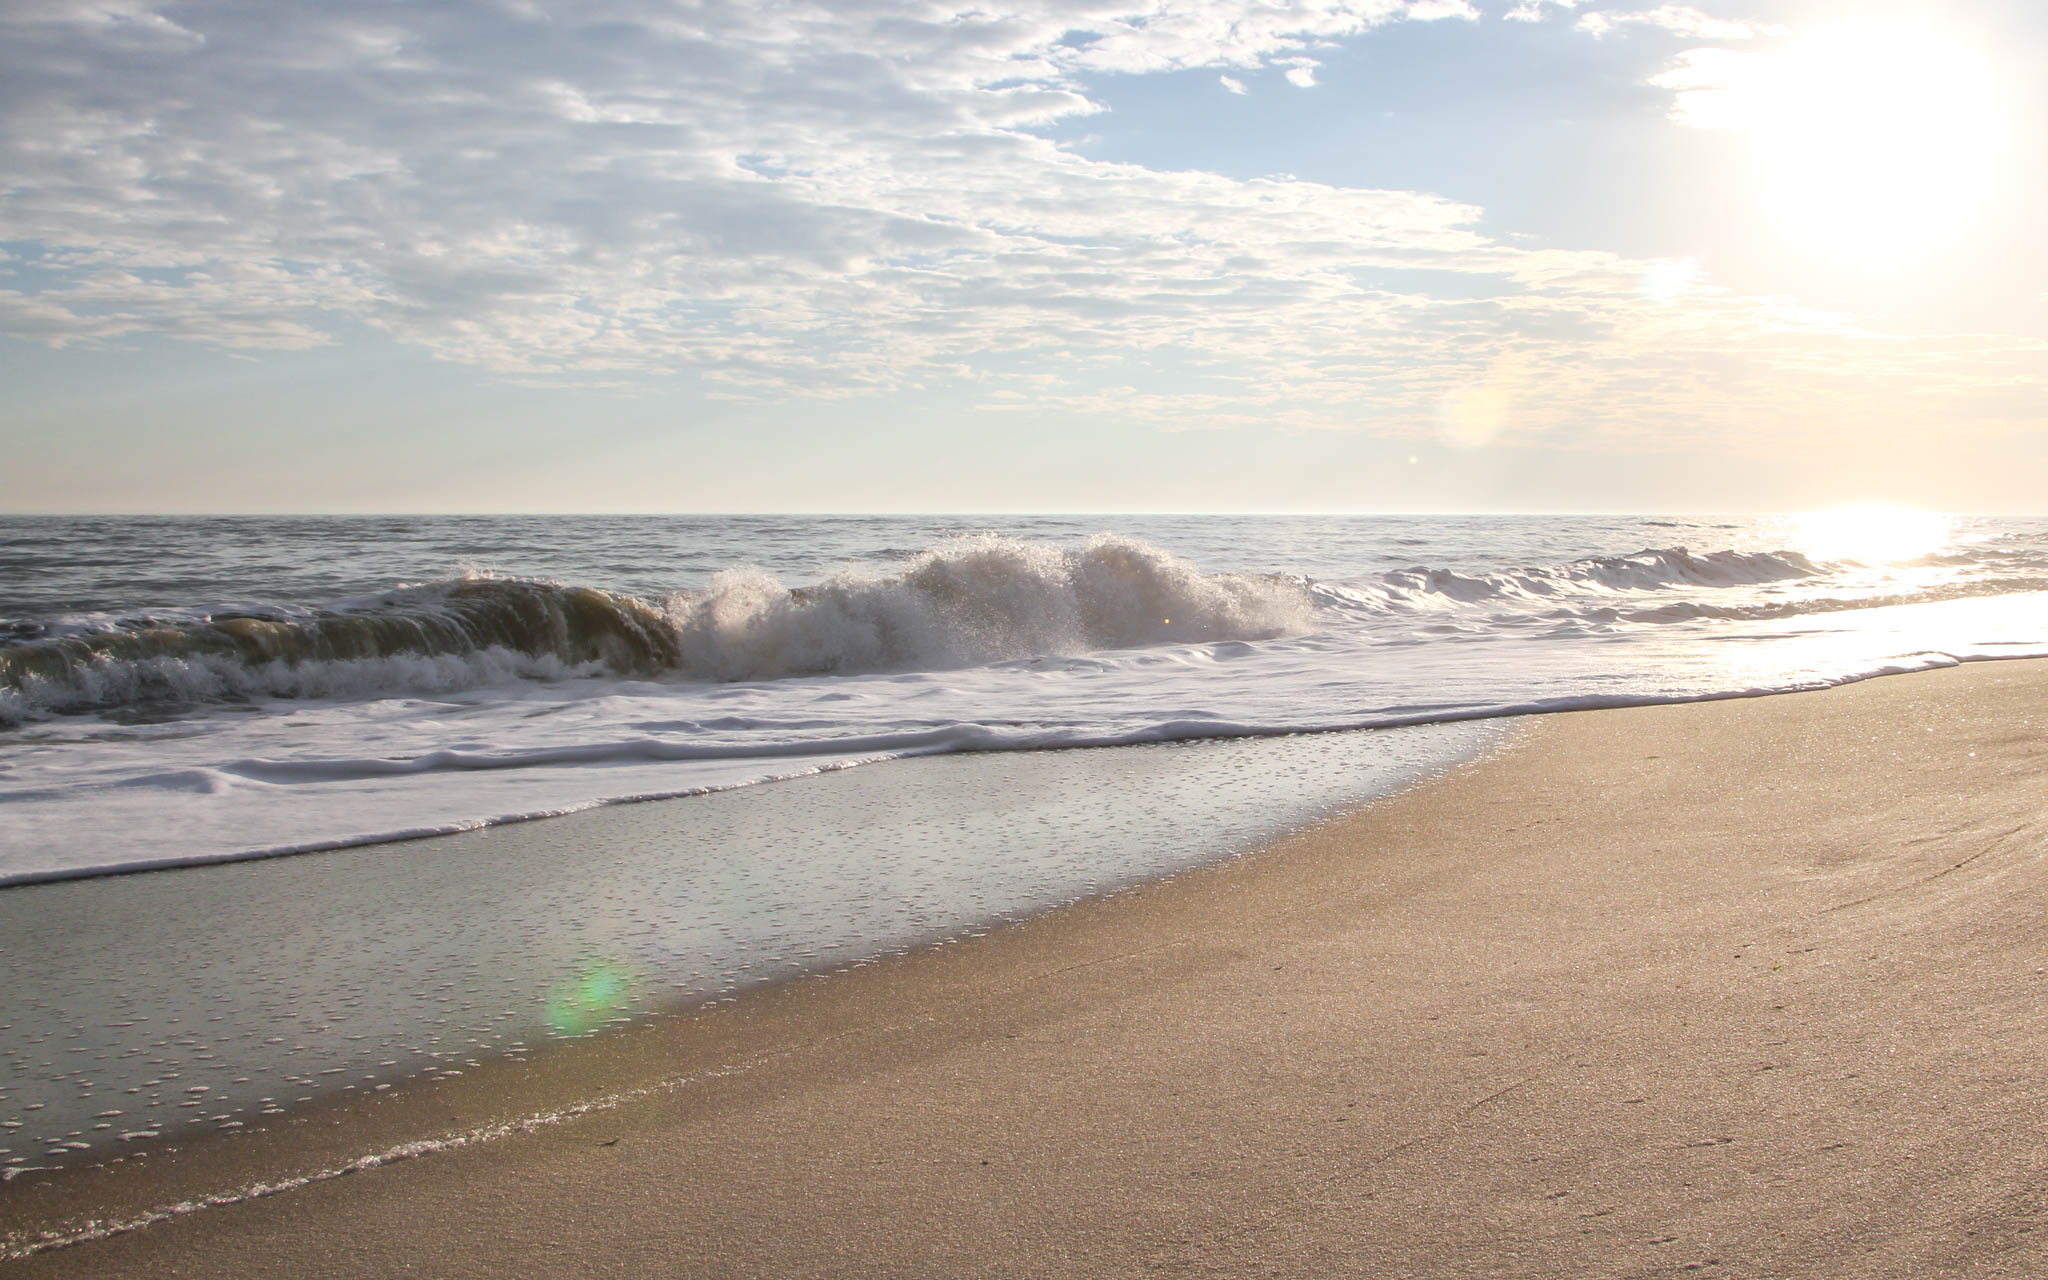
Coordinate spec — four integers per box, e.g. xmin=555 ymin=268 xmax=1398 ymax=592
xmin=1 ymin=0 xmax=2044 ymax=513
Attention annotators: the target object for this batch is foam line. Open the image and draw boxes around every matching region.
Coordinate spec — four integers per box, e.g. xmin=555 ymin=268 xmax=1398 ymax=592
xmin=5 ymin=650 xmax=2005 ymax=890
xmin=0 ymin=1041 xmax=792 ymax=1262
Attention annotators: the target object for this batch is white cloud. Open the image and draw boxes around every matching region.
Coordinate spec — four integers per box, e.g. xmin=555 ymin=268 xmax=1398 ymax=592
xmin=0 ymin=0 xmax=1481 ymax=384
xmin=1404 ymin=0 xmax=1481 ymax=19
xmin=1039 ymin=1 xmax=1416 ymax=76
xmin=1576 ymin=5 xmax=1769 ymax=41
xmin=1504 ymin=0 xmax=1579 ymax=22
xmin=1284 ymin=64 xmax=1320 ymax=87
xmin=1647 ymin=45 xmax=1767 ymax=128
xmin=1219 ymin=74 xmax=1249 ymax=94
xmin=0 ymin=0 xmax=2035 ymax=448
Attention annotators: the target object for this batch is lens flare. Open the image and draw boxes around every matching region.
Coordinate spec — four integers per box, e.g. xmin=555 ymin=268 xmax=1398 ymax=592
xmin=545 ymin=962 xmax=632 ymax=1035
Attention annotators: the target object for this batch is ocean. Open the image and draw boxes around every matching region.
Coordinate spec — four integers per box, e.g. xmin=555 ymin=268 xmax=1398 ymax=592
xmin=3 ymin=511 xmax=2047 ymax=1188
xmin=8 ymin=512 xmax=2048 ymax=885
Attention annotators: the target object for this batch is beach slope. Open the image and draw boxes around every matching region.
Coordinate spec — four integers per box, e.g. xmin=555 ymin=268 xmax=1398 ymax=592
xmin=12 ymin=660 xmax=2048 ymax=1278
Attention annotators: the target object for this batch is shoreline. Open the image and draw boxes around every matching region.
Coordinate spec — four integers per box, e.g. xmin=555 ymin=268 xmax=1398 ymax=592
xmin=0 ymin=718 xmax=1503 ymax=1195
xmin=9 ymin=658 xmax=2048 ymax=1276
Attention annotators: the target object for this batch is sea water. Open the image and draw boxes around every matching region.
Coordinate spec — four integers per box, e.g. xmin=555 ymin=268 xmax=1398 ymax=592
xmin=3 ymin=512 xmax=2047 ymax=1185
xmin=6 ymin=512 xmax=2047 ymax=884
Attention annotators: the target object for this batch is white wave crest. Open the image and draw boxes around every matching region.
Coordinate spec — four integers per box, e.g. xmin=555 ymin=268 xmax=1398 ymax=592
xmin=670 ymin=534 xmax=1316 ymax=681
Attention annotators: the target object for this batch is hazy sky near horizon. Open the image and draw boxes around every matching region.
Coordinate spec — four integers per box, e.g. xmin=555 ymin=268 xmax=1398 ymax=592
xmin=2 ymin=0 xmax=2044 ymax=513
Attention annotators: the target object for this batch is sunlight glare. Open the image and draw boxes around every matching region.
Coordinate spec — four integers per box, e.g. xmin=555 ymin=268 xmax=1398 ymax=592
xmin=1639 ymin=256 xmax=1702 ymax=301
xmin=1670 ymin=22 xmax=2011 ymax=258
xmin=1788 ymin=506 xmax=1952 ymax=565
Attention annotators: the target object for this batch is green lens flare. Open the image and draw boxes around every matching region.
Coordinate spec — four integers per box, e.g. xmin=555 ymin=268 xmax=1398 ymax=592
xmin=545 ymin=962 xmax=631 ymax=1035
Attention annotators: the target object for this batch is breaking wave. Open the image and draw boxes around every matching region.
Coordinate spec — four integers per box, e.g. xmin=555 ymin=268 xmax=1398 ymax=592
xmin=0 ymin=578 xmax=679 ymax=722
xmin=9 ymin=534 xmax=2034 ymax=726
xmin=0 ymin=535 xmax=1314 ymax=721
xmin=674 ymin=533 xmax=1312 ymax=681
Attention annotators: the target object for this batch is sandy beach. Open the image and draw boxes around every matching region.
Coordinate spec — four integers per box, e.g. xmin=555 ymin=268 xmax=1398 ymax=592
xmin=10 ymin=0 xmax=2048 ymax=1271
xmin=7 ymin=658 xmax=2047 ymax=1278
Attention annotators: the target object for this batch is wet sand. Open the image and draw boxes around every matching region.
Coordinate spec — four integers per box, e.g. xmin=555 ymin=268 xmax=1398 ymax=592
xmin=7 ymin=659 xmax=2048 ymax=1278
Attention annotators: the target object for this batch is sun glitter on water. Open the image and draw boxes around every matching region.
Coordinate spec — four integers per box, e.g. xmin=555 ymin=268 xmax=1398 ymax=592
xmin=1787 ymin=506 xmax=1953 ymax=565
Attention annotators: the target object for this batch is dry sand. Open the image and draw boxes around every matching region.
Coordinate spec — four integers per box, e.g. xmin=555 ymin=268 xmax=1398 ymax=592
xmin=6 ymin=659 xmax=2047 ymax=1278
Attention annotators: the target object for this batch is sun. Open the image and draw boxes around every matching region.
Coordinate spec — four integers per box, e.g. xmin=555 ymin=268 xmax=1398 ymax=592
xmin=1661 ymin=21 xmax=2012 ymax=259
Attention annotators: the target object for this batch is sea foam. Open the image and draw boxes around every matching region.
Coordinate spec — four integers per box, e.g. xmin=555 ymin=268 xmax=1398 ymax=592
xmin=673 ymin=533 xmax=1314 ymax=680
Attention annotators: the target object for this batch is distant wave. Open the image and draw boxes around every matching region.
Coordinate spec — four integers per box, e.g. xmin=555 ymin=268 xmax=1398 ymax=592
xmin=1309 ymin=546 xmax=2048 ymax=632
xmin=1596 ymin=576 xmax=2048 ymax=624
xmin=1393 ymin=546 xmax=1821 ymax=602
xmin=1311 ymin=546 xmax=1825 ymax=616
xmin=0 ymin=535 xmax=1314 ymax=722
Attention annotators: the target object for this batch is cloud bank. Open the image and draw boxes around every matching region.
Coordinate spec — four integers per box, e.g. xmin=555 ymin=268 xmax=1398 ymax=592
xmin=0 ymin=0 xmax=2037 ymax=446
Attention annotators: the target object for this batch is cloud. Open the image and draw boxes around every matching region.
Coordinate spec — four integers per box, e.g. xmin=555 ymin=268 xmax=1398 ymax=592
xmin=1504 ymin=0 xmax=1579 ymax=22
xmin=1404 ymin=0 xmax=1481 ymax=18
xmin=1646 ymin=45 xmax=1768 ymax=128
xmin=0 ymin=0 xmax=2036 ymax=449
xmin=0 ymin=0 xmax=1443 ymax=373
xmin=1284 ymin=63 xmax=1320 ymax=87
xmin=1219 ymin=74 xmax=1249 ymax=94
xmin=1575 ymin=5 xmax=1771 ymax=41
